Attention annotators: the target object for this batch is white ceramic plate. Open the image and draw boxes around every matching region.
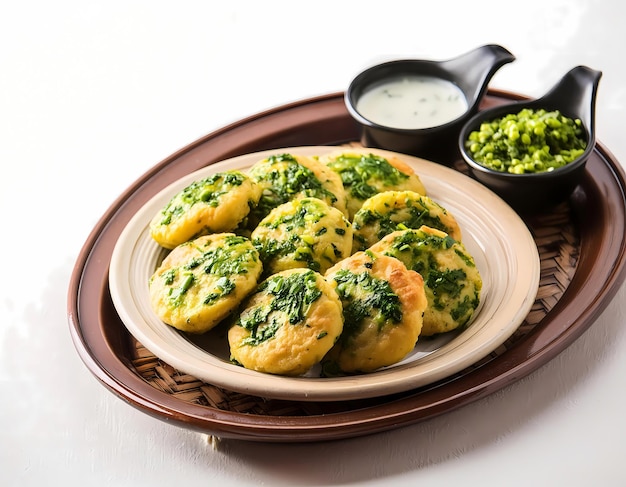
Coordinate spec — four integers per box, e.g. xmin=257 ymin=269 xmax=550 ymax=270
xmin=109 ymin=146 xmax=540 ymax=402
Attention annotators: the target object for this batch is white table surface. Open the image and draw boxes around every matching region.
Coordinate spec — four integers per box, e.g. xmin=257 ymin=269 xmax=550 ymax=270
xmin=2 ymin=1 xmax=626 ymax=485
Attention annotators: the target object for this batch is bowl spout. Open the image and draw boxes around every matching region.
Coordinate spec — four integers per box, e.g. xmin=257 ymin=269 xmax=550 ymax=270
xmin=536 ymin=66 xmax=602 ymax=144
xmin=441 ymin=44 xmax=516 ymax=111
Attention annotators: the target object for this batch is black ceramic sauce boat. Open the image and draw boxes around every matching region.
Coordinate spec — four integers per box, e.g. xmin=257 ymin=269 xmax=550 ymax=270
xmin=458 ymin=65 xmax=602 ymax=213
xmin=345 ymin=44 xmax=516 ymax=163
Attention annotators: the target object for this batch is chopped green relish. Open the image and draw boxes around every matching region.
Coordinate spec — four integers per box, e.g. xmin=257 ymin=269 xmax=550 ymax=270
xmin=465 ymin=108 xmax=587 ymax=174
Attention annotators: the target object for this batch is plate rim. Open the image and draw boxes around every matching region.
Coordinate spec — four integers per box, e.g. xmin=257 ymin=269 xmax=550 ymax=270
xmin=107 ymin=145 xmax=540 ymax=402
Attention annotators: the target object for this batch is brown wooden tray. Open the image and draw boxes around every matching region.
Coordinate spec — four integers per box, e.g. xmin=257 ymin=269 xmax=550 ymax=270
xmin=67 ymin=90 xmax=626 ymax=442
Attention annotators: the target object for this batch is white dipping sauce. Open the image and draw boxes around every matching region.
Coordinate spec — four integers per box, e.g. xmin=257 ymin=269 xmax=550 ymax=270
xmin=356 ymin=75 xmax=468 ymax=129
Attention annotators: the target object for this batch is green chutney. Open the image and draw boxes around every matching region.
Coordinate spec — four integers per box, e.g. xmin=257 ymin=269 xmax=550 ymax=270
xmin=465 ymin=108 xmax=587 ymax=174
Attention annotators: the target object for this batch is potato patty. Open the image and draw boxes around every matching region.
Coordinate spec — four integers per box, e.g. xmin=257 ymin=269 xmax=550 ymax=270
xmin=149 ymin=170 xmax=261 ymax=249
xmin=320 ymin=149 xmax=427 ymax=220
xmin=247 ymin=153 xmax=348 ymax=225
xmin=351 ymin=190 xmax=461 ymax=252
xmin=149 ymin=233 xmax=263 ymax=334
xmin=251 ymin=197 xmax=353 ymax=275
xmin=323 ymin=251 xmax=427 ymax=373
xmin=228 ymin=268 xmax=344 ymax=376
xmin=369 ymin=226 xmax=482 ymax=336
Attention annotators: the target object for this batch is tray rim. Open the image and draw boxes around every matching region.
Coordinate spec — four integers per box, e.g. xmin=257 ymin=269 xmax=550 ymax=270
xmin=67 ymin=90 xmax=626 ymax=442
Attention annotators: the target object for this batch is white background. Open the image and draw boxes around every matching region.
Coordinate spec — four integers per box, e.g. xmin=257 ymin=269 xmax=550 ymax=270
xmin=2 ymin=1 xmax=626 ymax=485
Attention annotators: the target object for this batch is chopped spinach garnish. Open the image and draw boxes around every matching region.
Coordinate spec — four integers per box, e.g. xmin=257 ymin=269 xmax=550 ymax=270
xmin=331 ymin=267 xmax=403 ymax=341
xmin=327 ymin=153 xmax=409 ymax=201
xmin=450 ymin=293 xmax=480 ymax=327
xmin=166 ymin=271 xmax=195 ymax=307
xmin=236 ymin=270 xmax=323 ymax=346
xmin=354 ymin=201 xmax=449 ymax=242
xmin=185 ymin=235 xmax=258 ymax=276
xmin=203 ymin=276 xmax=236 ymax=305
xmin=158 ymin=171 xmax=246 ymax=225
xmin=252 ymin=199 xmax=336 ymax=273
xmin=251 ymin=154 xmax=338 ymax=217
xmin=380 ymin=229 xmax=480 ymax=326
xmin=158 ymin=235 xmax=258 ymax=309
xmin=428 ymin=268 xmax=466 ymax=307
xmin=260 ymin=198 xmax=327 ymax=231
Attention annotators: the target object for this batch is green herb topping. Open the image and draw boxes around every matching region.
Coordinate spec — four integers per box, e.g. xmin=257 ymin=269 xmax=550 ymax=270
xmin=331 ymin=267 xmax=403 ymax=341
xmin=252 ymin=198 xmax=344 ymax=272
xmin=353 ymin=197 xmax=451 ymax=241
xmin=237 ymin=270 xmax=323 ymax=346
xmin=159 ymin=235 xmax=258 ymax=308
xmin=327 ymin=153 xmax=409 ymax=200
xmin=260 ymin=198 xmax=326 ymax=231
xmin=158 ymin=171 xmax=246 ymax=225
xmin=185 ymin=235 xmax=258 ymax=276
xmin=252 ymin=154 xmax=338 ymax=216
xmin=380 ymin=230 xmax=480 ymax=327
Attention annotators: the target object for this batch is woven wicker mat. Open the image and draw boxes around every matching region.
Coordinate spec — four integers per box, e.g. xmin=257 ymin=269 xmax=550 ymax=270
xmin=129 ymin=158 xmax=580 ymax=416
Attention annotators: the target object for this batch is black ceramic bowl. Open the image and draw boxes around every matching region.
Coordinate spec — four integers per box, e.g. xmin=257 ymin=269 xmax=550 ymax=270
xmin=345 ymin=44 xmax=515 ymax=164
xmin=459 ymin=66 xmax=602 ymax=214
